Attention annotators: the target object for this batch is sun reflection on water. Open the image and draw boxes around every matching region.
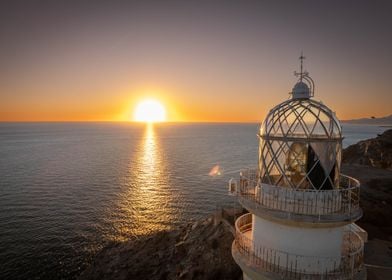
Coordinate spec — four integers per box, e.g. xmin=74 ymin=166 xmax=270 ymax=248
xmin=112 ymin=124 xmax=175 ymax=240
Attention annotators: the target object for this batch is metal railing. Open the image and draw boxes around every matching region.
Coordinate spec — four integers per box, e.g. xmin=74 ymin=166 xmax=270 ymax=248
xmin=238 ymin=169 xmax=361 ymax=221
xmin=234 ymin=213 xmax=365 ymax=279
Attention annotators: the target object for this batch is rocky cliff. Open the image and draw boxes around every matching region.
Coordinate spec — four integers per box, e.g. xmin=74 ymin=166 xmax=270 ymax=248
xmin=343 ymin=129 xmax=392 ymax=169
xmin=79 ymin=213 xmax=242 ymax=280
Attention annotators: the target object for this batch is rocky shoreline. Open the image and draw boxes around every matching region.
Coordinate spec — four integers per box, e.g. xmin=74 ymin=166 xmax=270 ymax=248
xmin=80 ymin=130 xmax=392 ymax=280
xmin=79 ymin=210 xmax=243 ymax=280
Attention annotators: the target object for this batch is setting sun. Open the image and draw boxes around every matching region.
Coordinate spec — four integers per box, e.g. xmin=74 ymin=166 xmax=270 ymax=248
xmin=133 ymin=99 xmax=166 ymax=122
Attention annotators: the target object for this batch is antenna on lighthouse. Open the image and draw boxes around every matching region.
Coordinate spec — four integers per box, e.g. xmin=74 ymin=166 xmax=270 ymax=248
xmin=299 ymin=52 xmax=305 ymax=81
xmin=295 ymin=51 xmax=308 ymax=81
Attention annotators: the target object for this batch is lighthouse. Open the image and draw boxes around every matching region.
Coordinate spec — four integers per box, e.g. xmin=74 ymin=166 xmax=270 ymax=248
xmin=230 ymin=56 xmax=366 ymax=280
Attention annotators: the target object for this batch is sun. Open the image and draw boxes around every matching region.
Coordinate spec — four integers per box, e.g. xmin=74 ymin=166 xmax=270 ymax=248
xmin=133 ymin=99 xmax=166 ymax=123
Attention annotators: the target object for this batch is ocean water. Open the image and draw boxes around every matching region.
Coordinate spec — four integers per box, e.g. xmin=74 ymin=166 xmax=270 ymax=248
xmin=0 ymin=122 xmax=387 ymax=279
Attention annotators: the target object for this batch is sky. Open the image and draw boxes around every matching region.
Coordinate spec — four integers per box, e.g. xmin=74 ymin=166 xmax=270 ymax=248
xmin=0 ymin=0 xmax=391 ymax=122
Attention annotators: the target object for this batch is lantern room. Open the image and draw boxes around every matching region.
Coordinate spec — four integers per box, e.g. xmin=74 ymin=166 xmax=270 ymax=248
xmin=258 ymin=57 xmax=342 ymax=191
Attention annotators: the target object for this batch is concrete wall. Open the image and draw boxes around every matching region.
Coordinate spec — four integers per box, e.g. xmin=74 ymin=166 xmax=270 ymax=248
xmin=252 ymin=215 xmax=344 ymax=273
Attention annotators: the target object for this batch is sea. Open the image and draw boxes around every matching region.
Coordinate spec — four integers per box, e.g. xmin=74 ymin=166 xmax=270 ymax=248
xmin=0 ymin=122 xmax=388 ymax=279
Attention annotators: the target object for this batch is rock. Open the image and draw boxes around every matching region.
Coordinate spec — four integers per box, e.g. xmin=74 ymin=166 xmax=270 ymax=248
xmin=78 ymin=212 xmax=242 ymax=280
xmin=341 ymin=164 xmax=392 ymax=240
xmin=343 ymin=129 xmax=392 ymax=169
xmin=191 ymin=222 xmax=199 ymax=230
xmin=182 ymin=231 xmax=189 ymax=241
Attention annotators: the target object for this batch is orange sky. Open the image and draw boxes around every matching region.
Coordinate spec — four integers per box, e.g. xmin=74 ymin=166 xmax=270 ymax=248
xmin=1 ymin=74 xmax=390 ymax=122
xmin=0 ymin=1 xmax=391 ymax=122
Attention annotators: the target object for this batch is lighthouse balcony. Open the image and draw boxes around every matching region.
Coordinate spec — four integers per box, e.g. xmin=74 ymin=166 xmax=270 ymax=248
xmin=232 ymin=213 xmax=366 ymax=280
xmin=237 ymin=169 xmax=362 ymax=224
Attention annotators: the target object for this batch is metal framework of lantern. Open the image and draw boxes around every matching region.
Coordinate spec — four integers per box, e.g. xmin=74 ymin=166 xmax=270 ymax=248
xmin=259 ymin=98 xmax=342 ymax=190
xmin=230 ymin=55 xmax=367 ymax=280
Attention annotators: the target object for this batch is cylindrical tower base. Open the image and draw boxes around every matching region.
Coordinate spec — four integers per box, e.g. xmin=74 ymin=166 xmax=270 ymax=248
xmin=253 ymin=215 xmax=344 ymax=273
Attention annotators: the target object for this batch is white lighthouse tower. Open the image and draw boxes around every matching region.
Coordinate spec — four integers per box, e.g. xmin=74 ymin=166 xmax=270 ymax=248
xmin=231 ymin=55 xmax=367 ymax=280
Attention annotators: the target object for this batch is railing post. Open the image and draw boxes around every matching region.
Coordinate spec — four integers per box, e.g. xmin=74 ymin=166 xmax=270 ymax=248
xmin=351 ymin=255 xmax=355 ymax=279
xmin=286 ymin=253 xmax=289 ymax=277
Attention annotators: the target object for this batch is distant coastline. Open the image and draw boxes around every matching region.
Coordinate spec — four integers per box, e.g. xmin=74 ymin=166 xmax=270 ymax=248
xmin=342 ymin=114 xmax=392 ymax=125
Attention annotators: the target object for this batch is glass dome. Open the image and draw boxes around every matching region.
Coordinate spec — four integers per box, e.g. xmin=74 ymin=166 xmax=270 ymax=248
xmin=258 ymin=93 xmax=343 ymax=190
xmin=260 ymin=98 xmax=342 ymax=139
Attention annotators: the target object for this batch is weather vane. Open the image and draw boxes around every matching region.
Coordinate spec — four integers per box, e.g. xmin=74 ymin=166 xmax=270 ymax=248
xmin=291 ymin=52 xmax=315 ymax=97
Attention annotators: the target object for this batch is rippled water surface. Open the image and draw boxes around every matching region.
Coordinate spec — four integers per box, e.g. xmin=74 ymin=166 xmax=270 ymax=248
xmin=0 ymin=122 xmax=387 ymax=279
